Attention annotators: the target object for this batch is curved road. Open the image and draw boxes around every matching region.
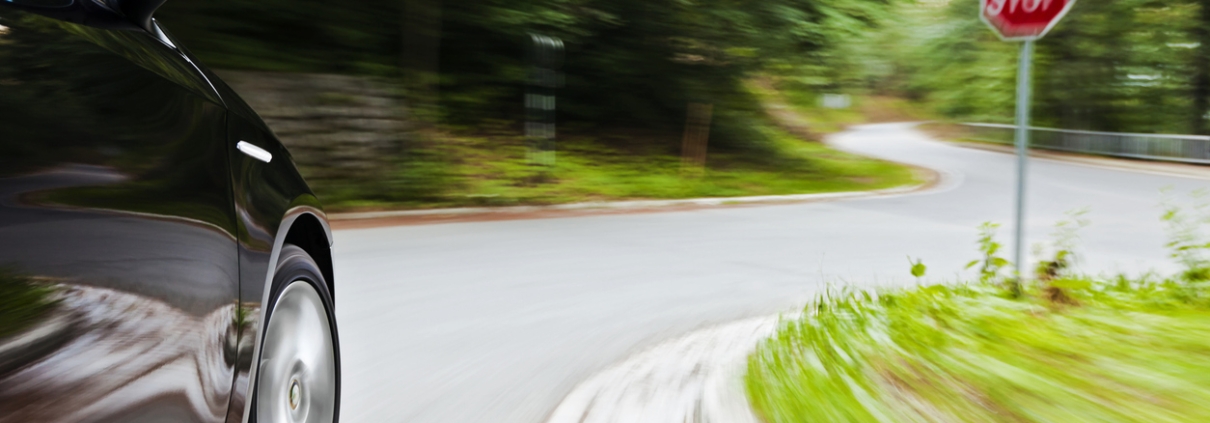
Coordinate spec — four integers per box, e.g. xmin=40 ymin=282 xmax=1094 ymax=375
xmin=335 ymin=123 xmax=1208 ymax=423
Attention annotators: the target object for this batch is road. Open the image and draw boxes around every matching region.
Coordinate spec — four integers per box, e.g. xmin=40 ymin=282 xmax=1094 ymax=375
xmin=335 ymin=123 xmax=1208 ymax=423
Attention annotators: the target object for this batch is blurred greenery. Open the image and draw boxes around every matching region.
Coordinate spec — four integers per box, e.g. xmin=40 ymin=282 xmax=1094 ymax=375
xmin=156 ymin=0 xmax=892 ymax=148
xmin=153 ymin=0 xmax=919 ymax=209
xmin=747 ymin=275 xmax=1210 ymax=423
xmin=153 ymin=0 xmax=1210 ymax=210
xmin=0 ymin=270 xmax=58 ymax=340
xmin=859 ymin=0 xmax=1210 ymax=134
xmin=748 ymin=205 xmax=1210 ymax=422
xmin=318 ymin=121 xmax=917 ymax=209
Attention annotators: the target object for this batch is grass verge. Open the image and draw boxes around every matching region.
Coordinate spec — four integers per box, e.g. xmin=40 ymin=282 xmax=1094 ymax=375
xmin=437 ymin=127 xmax=912 ymax=208
xmin=748 ymin=77 xmax=933 ymax=138
xmin=746 ymin=276 xmax=1210 ymax=422
xmin=322 ymin=119 xmax=920 ymax=211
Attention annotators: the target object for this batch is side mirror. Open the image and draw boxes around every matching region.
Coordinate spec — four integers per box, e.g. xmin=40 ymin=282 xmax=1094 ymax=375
xmin=2 ymin=0 xmax=166 ymax=32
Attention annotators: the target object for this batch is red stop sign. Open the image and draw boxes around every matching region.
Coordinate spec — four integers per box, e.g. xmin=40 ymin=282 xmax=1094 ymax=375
xmin=981 ymin=0 xmax=1075 ymax=40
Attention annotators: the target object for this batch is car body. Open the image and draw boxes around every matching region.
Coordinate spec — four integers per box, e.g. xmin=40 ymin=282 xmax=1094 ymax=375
xmin=0 ymin=1 xmax=338 ymax=422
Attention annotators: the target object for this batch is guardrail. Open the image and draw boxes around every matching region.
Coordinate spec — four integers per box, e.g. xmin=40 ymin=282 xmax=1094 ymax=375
xmin=958 ymin=123 xmax=1210 ymax=164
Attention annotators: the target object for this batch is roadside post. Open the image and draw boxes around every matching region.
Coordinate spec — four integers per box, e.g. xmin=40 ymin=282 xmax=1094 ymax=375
xmin=980 ymin=0 xmax=1075 ymax=292
xmin=526 ymin=34 xmax=564 ymax=168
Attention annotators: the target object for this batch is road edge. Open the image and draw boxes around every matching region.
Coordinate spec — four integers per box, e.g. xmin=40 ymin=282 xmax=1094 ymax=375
xmin=329 ymin=164 xmax=942 ymax=229
xmin=942 ymin=137 xmax=1210 ymax=181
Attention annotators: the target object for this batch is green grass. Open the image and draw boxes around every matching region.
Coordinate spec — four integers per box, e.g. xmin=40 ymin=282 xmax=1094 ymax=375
xmin=746 ymin=277 xmax=1210 ymax=423
xmin=322 ymin=122 xmax=919 ymax=211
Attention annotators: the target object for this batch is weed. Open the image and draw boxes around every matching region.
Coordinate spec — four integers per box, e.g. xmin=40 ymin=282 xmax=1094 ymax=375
xmin=966 ymin=222 xmax=1010 ymax=284
xmin=1161 ymin=189 xmax=1210 ymax=281
xmin=907 ymin=256 xmax=926 ymax=281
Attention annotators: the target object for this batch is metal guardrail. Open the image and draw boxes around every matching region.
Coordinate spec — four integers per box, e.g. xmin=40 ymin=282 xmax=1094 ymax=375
xmin=958 ymin=123 xmax=1210 ymax=164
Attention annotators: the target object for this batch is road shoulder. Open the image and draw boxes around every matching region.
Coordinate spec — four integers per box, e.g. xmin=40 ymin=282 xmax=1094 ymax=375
xmin=330 ymin=163 xmax=940 ymax=229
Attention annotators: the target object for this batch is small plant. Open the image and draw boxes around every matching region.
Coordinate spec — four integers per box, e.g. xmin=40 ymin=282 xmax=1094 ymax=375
xmin=966 ymin=222 xmax=1010 ymax=284
xmin=907 ymin=256 xmax=926 ymax=281
xmin=1161 ymin=189 xmax=1210 ymax=281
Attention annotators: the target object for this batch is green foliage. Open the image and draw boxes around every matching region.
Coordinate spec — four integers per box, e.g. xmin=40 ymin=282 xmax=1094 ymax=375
xmin=907 ymin=256 xmax=926 ymax=279
xmin=310 ymin=144 xmax=458 ymax=209
xmin=325 ymin=124 xmax=917 ymax=210
xmin=747 ymin=210 xmax=1210 ymax=422
xmin=965 ymin=222 xmax=1010 ymax=283
xmin=860 ymin=0 xmax=1210 ymax=134
xmin=747 ymin=275 xmax=1210 ymax=423
xmin=156 ymin=0 xmax=899 ymax=149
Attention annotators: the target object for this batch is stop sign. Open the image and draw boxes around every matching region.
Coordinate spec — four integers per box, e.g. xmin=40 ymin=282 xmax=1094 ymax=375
xmin=981 ymin=0 xmax=1075 ymax=40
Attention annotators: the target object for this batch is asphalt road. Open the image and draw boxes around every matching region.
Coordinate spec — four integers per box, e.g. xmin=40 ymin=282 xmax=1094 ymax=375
xmin=335 ymin=123 xmax=1209 ymax=423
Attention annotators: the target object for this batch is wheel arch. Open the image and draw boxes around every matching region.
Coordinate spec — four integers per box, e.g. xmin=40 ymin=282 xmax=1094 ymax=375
xmin=281 ymin=211 xmax=334 ymax=300
xmin=239 ymin=201 xmax=335 ymax=423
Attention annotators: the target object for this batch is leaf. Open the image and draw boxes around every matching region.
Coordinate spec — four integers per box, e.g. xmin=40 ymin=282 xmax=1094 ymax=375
xmin=966 ymin=260 xmax=980 ymax=269
xmin=909 ymin=257 xmax=927 ymax=278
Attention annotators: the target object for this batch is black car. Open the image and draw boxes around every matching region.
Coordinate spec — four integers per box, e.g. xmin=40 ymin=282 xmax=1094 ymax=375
xmin=0 ymin=1 xmax=340 ymax=422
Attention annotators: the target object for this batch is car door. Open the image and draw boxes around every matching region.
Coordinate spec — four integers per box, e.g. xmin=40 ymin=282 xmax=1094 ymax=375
xmin=0 ymin=8 xmax=240 ymax=423
xmin=213 ymin=80 xmax=332 ymax=423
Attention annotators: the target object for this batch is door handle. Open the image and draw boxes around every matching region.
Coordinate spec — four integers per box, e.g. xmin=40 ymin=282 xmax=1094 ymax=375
xmin=236 ymin=141 xmax=273 ymax=163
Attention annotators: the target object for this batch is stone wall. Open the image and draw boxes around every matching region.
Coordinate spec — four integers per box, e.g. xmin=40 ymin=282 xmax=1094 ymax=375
xmin=215 ymin=70 xmax=408 ymax=182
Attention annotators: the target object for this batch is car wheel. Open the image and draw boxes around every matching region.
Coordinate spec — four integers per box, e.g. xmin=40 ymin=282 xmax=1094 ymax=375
xmin=254 ymin=245 xmax=340 ymax=423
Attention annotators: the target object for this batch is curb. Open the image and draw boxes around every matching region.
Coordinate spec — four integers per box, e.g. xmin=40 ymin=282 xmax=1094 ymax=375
xmin=544 ymin=316 xmax=783 ymax=423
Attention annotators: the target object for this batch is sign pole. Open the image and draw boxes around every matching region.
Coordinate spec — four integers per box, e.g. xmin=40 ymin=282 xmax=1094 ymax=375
xmin=1011 ymin=39 xmax=1034 ymax=294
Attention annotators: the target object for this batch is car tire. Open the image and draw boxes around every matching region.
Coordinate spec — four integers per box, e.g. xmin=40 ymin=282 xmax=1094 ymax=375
xmin=252 ymin=244 xmax=340 ymax=423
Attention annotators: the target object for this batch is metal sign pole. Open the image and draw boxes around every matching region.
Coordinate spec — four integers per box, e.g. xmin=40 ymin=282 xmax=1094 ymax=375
xmin=1011 ymin=39 xmax=1034 ymax=293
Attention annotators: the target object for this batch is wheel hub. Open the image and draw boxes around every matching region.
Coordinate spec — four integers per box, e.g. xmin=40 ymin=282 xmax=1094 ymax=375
xmin=257 ymin=281 xmax=336 ymax=423
xmin=288 ymin=379 xmax=302 ymax=410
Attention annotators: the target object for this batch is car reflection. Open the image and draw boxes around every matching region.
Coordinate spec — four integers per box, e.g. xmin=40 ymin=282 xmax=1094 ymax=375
xmin=0 ymin=166 xmax=245 ymax=423
xmin=0 ymin=275 xmax=258 ymax=423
